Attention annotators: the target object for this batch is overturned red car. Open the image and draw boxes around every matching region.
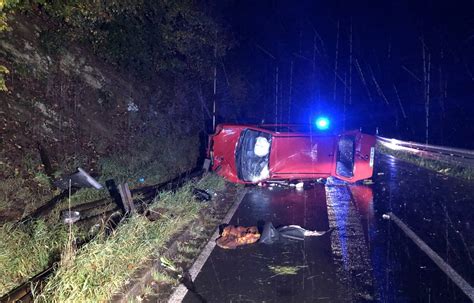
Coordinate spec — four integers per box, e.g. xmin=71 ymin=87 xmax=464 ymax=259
xmin=208 ymin=124 xmax=375 ymax=184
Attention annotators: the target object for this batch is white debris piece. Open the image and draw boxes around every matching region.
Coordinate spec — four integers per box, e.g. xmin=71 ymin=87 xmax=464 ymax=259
xmin=295 ymin=182 xmax=304 ymax=190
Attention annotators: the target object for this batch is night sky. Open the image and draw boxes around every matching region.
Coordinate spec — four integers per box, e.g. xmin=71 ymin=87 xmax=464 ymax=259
xmin=217 ymin=0 xmax=474 ymax=148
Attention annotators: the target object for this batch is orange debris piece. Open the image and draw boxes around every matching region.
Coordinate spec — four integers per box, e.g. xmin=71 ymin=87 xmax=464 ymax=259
xmin=216 ymin=225 xmax=261 ymax=249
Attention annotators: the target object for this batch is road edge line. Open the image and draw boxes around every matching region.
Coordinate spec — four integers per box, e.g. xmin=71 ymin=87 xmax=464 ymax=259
xmin=168 ymin=187 xmax=248 ymax=303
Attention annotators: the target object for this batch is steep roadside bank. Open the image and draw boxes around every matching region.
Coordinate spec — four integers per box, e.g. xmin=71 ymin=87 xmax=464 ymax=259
xmin=0 ymin=12 xmax=208 ymax=222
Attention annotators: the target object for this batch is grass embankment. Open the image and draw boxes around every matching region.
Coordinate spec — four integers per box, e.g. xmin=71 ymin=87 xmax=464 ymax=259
xmin=376 ymin=142 xmax=474 ymax=181
xmin=0 ymin=173 xmax=225 ymax=299
xmin=0 ymin=221 xmax=69 ymax=296
xmin=35 ymin=173 xmax=225 ymax=302
xmin=0 ymin=135 xmax=199 ymax=222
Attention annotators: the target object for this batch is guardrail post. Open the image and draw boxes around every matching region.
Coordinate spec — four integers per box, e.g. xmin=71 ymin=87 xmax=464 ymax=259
xmin=118 ymin=183 xmax=135 ymax=214
xmin=106 ymin=179 xmax=129 ymax=213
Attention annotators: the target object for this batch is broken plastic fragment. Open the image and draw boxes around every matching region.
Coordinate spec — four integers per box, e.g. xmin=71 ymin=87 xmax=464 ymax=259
xmin=62 ymin=210 xmax=80 ymax=224
xmin=54 ymin=167 xmax=103 ymax=190
xmin=295 ymin=182 xmax=304 ymax=190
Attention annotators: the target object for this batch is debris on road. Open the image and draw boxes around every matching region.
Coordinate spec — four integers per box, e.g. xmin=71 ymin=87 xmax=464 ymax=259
xmin=268 ymin=265 xmax=305 ymax=276
xmin=216 ymin=225 xmax=260 ymax=249
xmin=295 ymin=182 xmax=304 ymax=190
xmin=216 ymin=222 xmax=332 ymax=248
xmin=260 ymin=222 xmax=331 ymax=244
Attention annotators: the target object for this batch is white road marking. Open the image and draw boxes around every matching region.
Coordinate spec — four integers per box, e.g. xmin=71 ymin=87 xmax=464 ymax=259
xmin=168 ymin=188 xmax=248 ymax=303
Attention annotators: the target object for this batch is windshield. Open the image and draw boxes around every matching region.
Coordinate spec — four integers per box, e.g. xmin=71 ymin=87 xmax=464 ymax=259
xmin=236 ymin=129 xmax=272 ymax=182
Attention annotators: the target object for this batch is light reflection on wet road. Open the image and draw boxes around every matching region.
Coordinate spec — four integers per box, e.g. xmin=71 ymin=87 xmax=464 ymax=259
xmin=183 ymin=153 xmax=473 ymax=302
xmin=371 ymin=154 xmax=473 ymax=302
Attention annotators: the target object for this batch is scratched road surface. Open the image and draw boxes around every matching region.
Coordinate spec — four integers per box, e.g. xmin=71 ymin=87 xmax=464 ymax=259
xmin=183 ymin=153 xmax=474 ymax=303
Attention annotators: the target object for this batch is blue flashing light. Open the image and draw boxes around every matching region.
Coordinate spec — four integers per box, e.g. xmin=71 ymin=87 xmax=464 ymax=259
xmin=315 ymin=116 xmax=330 ymax=130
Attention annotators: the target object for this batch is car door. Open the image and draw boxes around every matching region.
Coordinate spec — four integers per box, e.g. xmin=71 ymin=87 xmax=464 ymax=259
xmin=331 ymin=130 xmax=376 ymax=182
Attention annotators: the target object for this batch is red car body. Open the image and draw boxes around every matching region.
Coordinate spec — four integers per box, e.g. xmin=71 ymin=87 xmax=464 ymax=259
xmin=209 ymin=124 xmax=376 ymax=184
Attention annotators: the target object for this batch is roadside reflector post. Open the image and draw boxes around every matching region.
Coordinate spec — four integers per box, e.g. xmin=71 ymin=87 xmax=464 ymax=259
xmin=383 ymin=212 xmax=474 ymax=301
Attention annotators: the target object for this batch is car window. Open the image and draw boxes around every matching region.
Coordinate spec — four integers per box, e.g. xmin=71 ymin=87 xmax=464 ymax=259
xmin=336 ymin=135 xmax=355 ymax=177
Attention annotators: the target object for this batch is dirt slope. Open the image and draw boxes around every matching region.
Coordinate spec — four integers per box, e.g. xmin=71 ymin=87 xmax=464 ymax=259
xmin=0 ymin=13 xmax=207 ymax=222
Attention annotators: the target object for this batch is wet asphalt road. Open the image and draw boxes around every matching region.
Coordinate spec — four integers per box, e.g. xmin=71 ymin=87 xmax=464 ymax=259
xmin=183 ymin=153 xmax=474 ymax=303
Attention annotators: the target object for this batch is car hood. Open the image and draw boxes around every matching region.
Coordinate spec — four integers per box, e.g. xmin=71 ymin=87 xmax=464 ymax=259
xmin=211 ymin=126 xmax=242 ymax=183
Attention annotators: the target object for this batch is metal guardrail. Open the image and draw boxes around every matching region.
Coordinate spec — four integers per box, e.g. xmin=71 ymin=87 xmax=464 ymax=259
xmin=0 ymin=168 xmax=205 ymax=303
xmin=376 ymin=136 xmax=474 ymax=168
xmin=383 ymin=212 xmax=474 ymax=301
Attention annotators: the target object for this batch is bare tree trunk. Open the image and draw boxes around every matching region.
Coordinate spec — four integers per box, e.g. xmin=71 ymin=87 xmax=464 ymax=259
xmin=422 ymin=37 xmax=431 ymax=144
xmin=288 ymin=60 xmax=293 ymax=124
xmin=275 ymin=65 xmax=279 ymax=124
xmin=299 ymin=23 xmax=303 ymax=55
xmin=212 ymin=39 xmax=217 ymax=131
xmin=333 ymin=20 xmax=340 ymax=104
xmin=312 ymin=32 xmax=317 ymax=99
xmin=439 ymin=49 xmax=445 ymax=144
xmin=349 ymin=19 xmax=353 ymax=105
xmin=426 ymin=53 xmax=431 ymax=144
xmin=343 ymin=72 xmax=347 ymax=131
xmin=279 ymin=71 xmax=283 ymax=125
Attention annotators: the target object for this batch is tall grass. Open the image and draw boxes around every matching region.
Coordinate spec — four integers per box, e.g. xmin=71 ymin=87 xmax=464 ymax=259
xmin=0 ymin=221 xmax=69 ymax=296
xmin=37 ymin=183 xmax=202 ymax=302
xmin=196 ymin=172 xmax=226 ymax=192
xmin=0 ymin=173 xmax=225 ymax=301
